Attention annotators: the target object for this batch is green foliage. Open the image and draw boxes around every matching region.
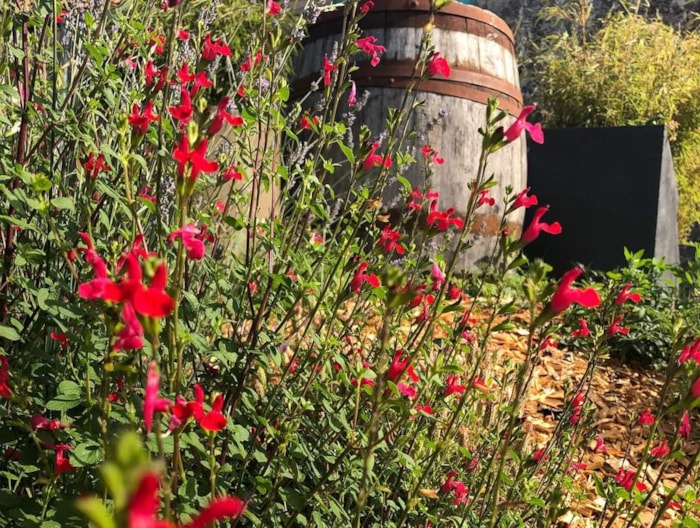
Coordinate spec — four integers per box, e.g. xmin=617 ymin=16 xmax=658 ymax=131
xmin=530 ymin=1 xmax=700 ymax=239
xmin=562 ymin=247 xmax=700 ymax=368
xmin=0 ymin=0 xmax=698 ymax=527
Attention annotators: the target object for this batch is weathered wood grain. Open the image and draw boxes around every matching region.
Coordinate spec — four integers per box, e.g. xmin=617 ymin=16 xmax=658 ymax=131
xmin=293 ymin=0 xmax=528 ymax=268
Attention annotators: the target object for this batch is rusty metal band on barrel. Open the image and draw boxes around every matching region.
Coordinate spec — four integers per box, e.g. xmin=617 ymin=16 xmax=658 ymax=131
xmin=307 ymin=0 xmax=515 ymax=48
xmin=291 ymin=60 xmax=523 ymax=117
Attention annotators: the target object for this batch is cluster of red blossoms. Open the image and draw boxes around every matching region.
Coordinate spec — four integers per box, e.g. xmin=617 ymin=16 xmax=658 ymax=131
xmin=615 ymin=468 xmax=647 ymax=493
xmin=351 ymin=350 xmax=420 ymax=400
xmin=443 ymin=373 xmax=488 ymax=397
xmin=3 ymin=410 xmax=74 ymax=475
xmin=355 ymin=35 xmax=386 ymax=67
xmin=350 ymin=261 xmax=380 ymax=293
xmin=427 ymin=200 xmax=464 ymax=231
xmin=569 ymin=282 xmax=641 ymax=337
xmin=569 ymin=391 xmax=586 ymax=425
xmin=377 ymin=225 xmax=405 ymax=255
xmin=124 ymin=30 xmax=248 ymax=198
xmin=407 ymin=188 xmax=465 ymax=231
xmin=144 ymin=362 xmax=228 ymax=434
xmin=678 ymin=337 xmax=700 ymax=400
xmin=26 ymin=414 xmax=75 ymax=475
xmin=127 ymin=468 xmax=244 ymax=527
xmin=363 ymin=141 xmax=393 ymax=170
xmin=77 ymin=234 xmax=175 ymax=351
xmin=440 ymin=471 xmax=469 ymax=505
xmin=609 ymin=406 xmax=694 ymax=493
xmin=420 ymin=144 xmax=445 ymax=165
xmin=168 ymin=223 xmax=213 ymax=260
xmin=386 ymin=350 xmax=420 ymax=398
xmin=300 ymin=110 xmax=320 ymax=130
xmin=572 ymin=318 xmax=590 ymax=338
xmin=81 ymin=152 xmax=111 ymax=179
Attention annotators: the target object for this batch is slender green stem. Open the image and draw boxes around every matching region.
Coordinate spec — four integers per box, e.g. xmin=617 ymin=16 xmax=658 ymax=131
xmin=208 ymin=433 xmax=217 ymax=498
xmin=353 ymin=307 xmax=393 ymax=528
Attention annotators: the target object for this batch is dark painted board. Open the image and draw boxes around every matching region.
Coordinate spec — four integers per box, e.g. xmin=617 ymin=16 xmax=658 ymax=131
xmin=524 ymin=125 xmax=679 ymax=274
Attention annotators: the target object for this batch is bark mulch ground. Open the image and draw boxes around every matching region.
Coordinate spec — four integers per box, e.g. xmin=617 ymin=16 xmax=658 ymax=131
xmin=480 ymin=311 xmax=698 ymax=527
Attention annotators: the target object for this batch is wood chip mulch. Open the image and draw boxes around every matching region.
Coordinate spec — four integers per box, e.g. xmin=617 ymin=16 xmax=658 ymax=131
xmin=259 ymin=300 xmax=698 ymax=526
xmin=477 ymin=310 xmax=699 ymax=527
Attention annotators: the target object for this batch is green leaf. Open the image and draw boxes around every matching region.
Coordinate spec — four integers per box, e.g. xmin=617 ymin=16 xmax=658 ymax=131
xmin=338 ymin=142 xmax=355 ymax=164
xmin=46 ymin=393 xmax=82 ymax=411
xmin=181 ymin=290 xmax=200 ymax=310
xmin=683 ymin=486 xmax=696 ymax=502
xmin=7 ymin=44 xmax=25 ymax=61
xmin=312 ymin=511 xmax=325 ymax=526
xmin=507 ymin=255 xmax=528 ymax=271
xmin=528 ymin=497 xmax=546 ymax=508
xmin=506 ymin=447 xmax=521 ymax=464
xmin=0 ymin=214 xmax=38 ymax=231
xmin=51 ymin=197 xmax=75 ymax=211
xmin=492 ymin=321 xmax=515 ymax=332
xmin=58 ymin=380 xmax=81 ymax=395
xmin=85 ymin=43 xmax=106 ymax=65
xmin=497 ymin=301 xmax=519 ymax=315
xmin=36 ymin=289 xmax=50 ymax=311
xmin=72 ymin=440 xmax=103 ymax=467
xmin=231 ymin=424 xmax=250 ymax=443
xmin=592 ymin=473 xmax=606 ymax=497
xmin=75 ymin=497 xmax=116 ymax=528
xmin=279 ymin=487 xmax=306 ymax=510
xmin=0 ymin=325 xmax=20 ymax=341
xmin=181 ymin=431 xmax=207 ymax=454
xmin=255 ymin=475 xmax=273 ymax=494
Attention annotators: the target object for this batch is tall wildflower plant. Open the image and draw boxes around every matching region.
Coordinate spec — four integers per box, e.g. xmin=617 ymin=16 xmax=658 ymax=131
xmin=0 ymin=1 xmax=698 ymax=527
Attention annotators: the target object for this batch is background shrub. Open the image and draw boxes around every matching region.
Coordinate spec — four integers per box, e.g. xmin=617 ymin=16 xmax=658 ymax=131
xmin=561 ymin=247 xmax=700 ymax=368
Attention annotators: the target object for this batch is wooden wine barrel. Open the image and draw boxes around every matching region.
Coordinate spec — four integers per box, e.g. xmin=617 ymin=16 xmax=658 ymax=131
xmin=292 ymin=0 xmax=527 ymax=268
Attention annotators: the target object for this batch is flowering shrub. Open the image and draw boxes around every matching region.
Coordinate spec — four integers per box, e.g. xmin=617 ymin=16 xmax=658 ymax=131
xmin=562 ymin=247 xmax=700 ymax=368
xmin=0 ymin=1 xmax=698 ymax=527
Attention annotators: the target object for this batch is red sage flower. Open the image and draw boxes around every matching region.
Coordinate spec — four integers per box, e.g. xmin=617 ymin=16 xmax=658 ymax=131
xmin=350 ymin=262 xmax=380 ymax=293
xmin=549 ymin=268 xmax=601 ymax=313
xmin=427 ymin=200 xmax=464 ymax=231
xmin=521 ymin=206 xmax=562 ymax=243
xmin=82 ymin=152 xmax=111 ymax=179
xmin=504 ymin=105 xmax=544 ymax=144
xmin=427 ymin=52 xmax=450 ymax=78
xmin=191 ymin=384 xmax=227 ymax=432
xmin=128 ymin=100 xmax=159 ymax=134
xmin=363 ymin=141 xmax=392 ymax=170
xmin=355 ymin=35 xmax=386 ymax=67
xmin=0 ymin=356 xmax=12 ymax=398
xmin=173 ymin=136 xmax=220 ymax=182
xmin=202 ymin=34 xmax=232 ymax=61
xmin=128 ymin=470 xmax=244 ymax=527
xmin=615 ymin=283 xmax=642 ymax=305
